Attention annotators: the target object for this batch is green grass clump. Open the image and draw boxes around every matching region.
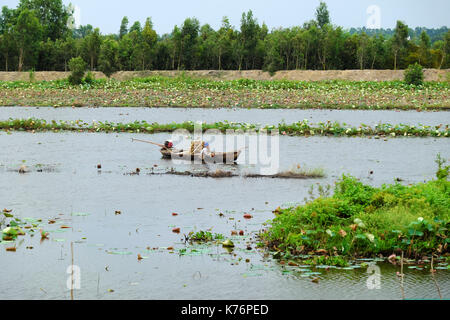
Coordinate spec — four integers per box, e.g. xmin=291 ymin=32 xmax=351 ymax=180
xmin=262 ymin=161 xmax=449 ymax=260
xmin=187 ymin=230 xmax=224 ymax=243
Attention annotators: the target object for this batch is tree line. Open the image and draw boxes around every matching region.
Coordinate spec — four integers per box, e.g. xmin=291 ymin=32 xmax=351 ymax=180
xmin=0 ymin=0 xmax=449 ymax=75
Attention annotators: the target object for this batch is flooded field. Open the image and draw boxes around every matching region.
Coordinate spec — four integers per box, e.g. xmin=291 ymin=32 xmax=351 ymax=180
xmin=1 ymin=106 xmax=449 ymax=127
xmin=1 ymin=130 xmax=448 ymax=300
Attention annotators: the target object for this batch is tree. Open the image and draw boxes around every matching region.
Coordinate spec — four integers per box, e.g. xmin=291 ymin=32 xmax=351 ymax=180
xmin=240 ymin=10 xmax=260 ymax=69
xmin=83 ymin=27 xmax=101 ymax=70
xmin=73 ymin=24 xmax=93 ymax=39
xmin=367 ymin=34 xmax=386 ymax=69
xmin=129 ymin=21 xmax=141 ymax=34
xmin=119 ymin=16 xmax=129 ymax=39
xmin=57 ymin=37 xmax=76 ymax=71
xmin=419 ymin=30 xmax=431 ymax=66
xmin=264 ymin=28 xmax=285 ymax=73
xmin=14 ymin=9 xmax=42 ymax=71
xmin=216 ymin=17 xmax=233 ymax=70
xmin=128 ymin=28 xmax=145 ymax=70
xmin=445 ymin=31 xmax=450 ymax=68
xmin=404 ymin=62 xmax=424 ymax=86
xmin=18 ymin=0 xmax=69 ymax=40
xmin=68 ymin=56 xmax=86 ymax=84
xmin=316 ymin=1 xmax=330 ymax=29
xmin=357 ymin=32 xmax=369 ymax=69
xmin=392 ymin=20 xmax=409 ymax=70
xmin=0 ymin=6 xmax=16 ymax=71
xmin=170 ymin=25 xmax=182 ymax=69
xmin=118 ymin=33 xmax=133 ymax=70
xmin=180 ymin=18 xmax=200 ymax=70
xmin=142 ymin=17 xmax=157 ymax=69
xmin=99 ymin=37 xmax=119 ymax=77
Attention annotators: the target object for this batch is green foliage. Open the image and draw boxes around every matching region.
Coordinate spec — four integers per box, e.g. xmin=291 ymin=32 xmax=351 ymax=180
xmin=0 ymin=77 xmax=449 ymax=110
xmin=262 ymin=168 xmax=450 ymax=259
xmin=98 ymin=38 xmax=119 ymax=77
xmin=404 ymin=63 xmax=424 ymax=86
xmin=82 ymin=28 xmax=102 ymax=70
xmin=1 ymin=1 xmax=449 ymax=72
xmin=28 ymin=68 xmax=35 ymax=82
xmin=83 ymin=71 xmax=95 ymax=84
xmin=119 ymin=16 xmax=129 ymax=39
xmin=315 ymin=1 xmax=330 ymax=28
xmin=14 ymin=8 xmax=42 ymax=71
xmin=0 ymin=118 xmax=448 ymax=138
xmin=187 ymin=230 xmax=224 ymax=243
xmin=18 ymin=0 xmax=70 ymax=41
xmin=67 ymin=56 xmax=86 ymax=85
xmin=435 ymin=153 xmax=449 ymax=180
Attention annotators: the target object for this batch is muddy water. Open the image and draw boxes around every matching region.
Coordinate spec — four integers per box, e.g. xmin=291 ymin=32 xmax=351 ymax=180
xmin=0 ymin=131 xmax=449 ymax=300
xmin=1 ymin=106 xmax=449 ymax=126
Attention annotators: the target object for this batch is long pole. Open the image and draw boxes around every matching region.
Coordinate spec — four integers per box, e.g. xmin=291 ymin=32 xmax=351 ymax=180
xmin=132 ymin=138 xmax=165 ymax=148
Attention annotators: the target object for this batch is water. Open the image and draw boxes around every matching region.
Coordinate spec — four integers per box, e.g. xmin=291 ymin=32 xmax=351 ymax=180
xmin=0 ymin=131 xmax=448 ymax=300
xmin=1 ymin=106 xmax=449 ymax=127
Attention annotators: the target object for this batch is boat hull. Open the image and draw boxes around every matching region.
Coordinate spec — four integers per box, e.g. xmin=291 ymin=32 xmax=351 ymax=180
xmin=161 ymin=149 xmax=241 ymax=163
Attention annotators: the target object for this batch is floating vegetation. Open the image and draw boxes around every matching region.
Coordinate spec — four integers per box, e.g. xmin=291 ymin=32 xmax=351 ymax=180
xmin=147 ymin=167 xmax=326 ymax=179
xmin=1 ymin=118 xmax=448 ymax=137
xmin=186 ymin=230 xmax=225 ymax=243
xmin=0 ymin=77 xmax=449 ymax=110
xmin=261 ymin=159 xmax=450 ymax=263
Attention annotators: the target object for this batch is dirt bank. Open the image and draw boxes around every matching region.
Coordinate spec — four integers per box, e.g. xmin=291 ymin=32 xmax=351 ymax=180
xmin=0 ymin=69 xmax=448 ymax=82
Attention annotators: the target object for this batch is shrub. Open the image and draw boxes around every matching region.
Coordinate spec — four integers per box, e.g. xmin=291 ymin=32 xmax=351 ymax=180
xmin=404 ymin=63 xmax=424 ymax=86
xmin=435 ymin=153 xmax=449 ymax=180
xmin=28 ymin=69 xmax=35 ymax=82
xmin=83 ymin=71 xmax=95 ymax=84
xmin=68 ymin=57 xmax=87 ymax=85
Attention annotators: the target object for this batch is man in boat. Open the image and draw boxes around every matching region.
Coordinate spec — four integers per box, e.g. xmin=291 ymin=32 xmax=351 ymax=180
xmin=201 ymin=142 xmax=216 ymax=159
xmin=201 ymin=142 xmax=211 ymax=156
xmin=164 ymin=140 xmax=174 ymax=150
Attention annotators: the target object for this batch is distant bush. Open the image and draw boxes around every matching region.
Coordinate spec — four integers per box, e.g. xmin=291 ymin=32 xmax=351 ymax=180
xmin=404 ymin=63 xmax=424 ymax=86
xmin=83 ymin=71 xmax=95 ymax=84
xmin=68 ymin=57 xmax=87 ymax=85
xmin=28 ymin=69 xmax=35 ymax=82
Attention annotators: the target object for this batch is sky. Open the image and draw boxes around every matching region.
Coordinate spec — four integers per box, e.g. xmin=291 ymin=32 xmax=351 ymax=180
xmin=2 ymin=0 xmax=449 ymax=35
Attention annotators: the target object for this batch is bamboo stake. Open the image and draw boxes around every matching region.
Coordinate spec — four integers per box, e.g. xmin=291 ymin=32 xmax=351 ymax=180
xmin=71 ymin=242 xmax=74 ymax=301
xmin=431 ymin=256 xmax=443 ymax=300
xmin=400 ymin=251 xmax=405 ymax=300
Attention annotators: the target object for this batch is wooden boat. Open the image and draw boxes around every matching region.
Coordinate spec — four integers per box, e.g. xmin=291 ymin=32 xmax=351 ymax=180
xmin=161 ymin=149 xmax=241 ymax=163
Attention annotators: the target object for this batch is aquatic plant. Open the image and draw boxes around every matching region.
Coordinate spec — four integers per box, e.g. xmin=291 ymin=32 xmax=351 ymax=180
xmin=187 ymin=230 xmax=224 ymax=243
xmin=261 ymin=159 xmax=450 ymax=261
xmin=0 ymin=118 xmax=448 ymax=138
xmin=0 ymin=77 xmax=448 ymax=110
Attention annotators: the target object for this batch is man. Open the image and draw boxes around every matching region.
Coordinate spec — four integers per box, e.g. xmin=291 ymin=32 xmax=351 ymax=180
xmin=201 ymin=142 xmax=211 ymax=156
xmin=164 ymin=140 xmax=174 ymax=149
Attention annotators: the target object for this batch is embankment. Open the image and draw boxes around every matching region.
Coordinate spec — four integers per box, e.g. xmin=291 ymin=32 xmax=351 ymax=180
xmin=0 ymin=69 xmax=448 ymax=82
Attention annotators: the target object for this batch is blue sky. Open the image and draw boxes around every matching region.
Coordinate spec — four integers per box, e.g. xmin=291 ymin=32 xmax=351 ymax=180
xmin=2 ymin=0 xmax=449 ymax=34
